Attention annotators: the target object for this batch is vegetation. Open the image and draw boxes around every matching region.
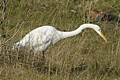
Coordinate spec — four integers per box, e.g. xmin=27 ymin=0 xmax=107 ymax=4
xmin=0 ymin=0 xmax=120 ymax=80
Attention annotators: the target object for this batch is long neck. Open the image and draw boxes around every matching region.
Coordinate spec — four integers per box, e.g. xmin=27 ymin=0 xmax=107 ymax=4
xmin=61 ymin=24 xmax=96 ymax=39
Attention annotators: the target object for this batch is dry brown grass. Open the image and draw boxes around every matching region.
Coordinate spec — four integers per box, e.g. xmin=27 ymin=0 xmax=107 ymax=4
xmin=0 ymin=0 xmax=120 ymax=80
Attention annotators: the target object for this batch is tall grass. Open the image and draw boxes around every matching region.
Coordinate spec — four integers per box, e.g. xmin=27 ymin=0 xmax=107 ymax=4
xmin=0 ymin=0 xmax=120 ymax=80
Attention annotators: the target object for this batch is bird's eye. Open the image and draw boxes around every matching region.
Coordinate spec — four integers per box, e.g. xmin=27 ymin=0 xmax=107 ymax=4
xmin=98 ymin=29 xmax=101 ymax=32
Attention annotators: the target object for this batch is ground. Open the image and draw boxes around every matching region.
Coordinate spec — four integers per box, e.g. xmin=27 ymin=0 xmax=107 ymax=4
xmin=0 ymin=0 xmax=120 ymax=80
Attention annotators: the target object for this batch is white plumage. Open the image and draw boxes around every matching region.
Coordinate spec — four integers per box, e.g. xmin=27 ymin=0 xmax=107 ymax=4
xmin=13 ymin=26 xmax=62 ymax=52
xmin=13 ymin=23 xmax=107 ymax=61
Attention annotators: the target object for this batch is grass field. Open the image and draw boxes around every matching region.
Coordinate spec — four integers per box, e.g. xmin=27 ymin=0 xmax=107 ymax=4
xmin=0 ymin=0 xmax=120 ymax=80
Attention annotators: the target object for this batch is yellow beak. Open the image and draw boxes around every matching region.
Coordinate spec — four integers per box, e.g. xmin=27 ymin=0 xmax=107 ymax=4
xmin=99 ymin=31 xmax=108 ymax=43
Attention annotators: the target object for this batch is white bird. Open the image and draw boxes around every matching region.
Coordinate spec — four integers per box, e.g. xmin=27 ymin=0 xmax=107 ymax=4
xmin=13 ymin=23 xmax=107 ymax=61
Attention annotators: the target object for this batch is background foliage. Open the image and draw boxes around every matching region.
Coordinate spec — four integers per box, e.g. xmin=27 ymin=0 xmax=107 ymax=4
xmin=0 ymin=0 xmax=120 ymax=80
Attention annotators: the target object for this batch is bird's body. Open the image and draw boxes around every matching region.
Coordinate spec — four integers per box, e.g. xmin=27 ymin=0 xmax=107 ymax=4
xmin=13 ymin=23 xmax=107 ymax=61
xmin=16 ymin=26 xmax=62 ymax=52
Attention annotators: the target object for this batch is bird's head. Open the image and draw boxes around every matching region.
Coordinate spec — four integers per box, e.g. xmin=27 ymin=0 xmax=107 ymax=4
xmin=93 ymin=25 xmax=108 ymax=43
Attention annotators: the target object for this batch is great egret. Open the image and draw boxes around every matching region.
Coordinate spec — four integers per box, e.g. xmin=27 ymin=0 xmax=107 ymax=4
xmin=13 ymin=23 xmax=107 ymax=61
